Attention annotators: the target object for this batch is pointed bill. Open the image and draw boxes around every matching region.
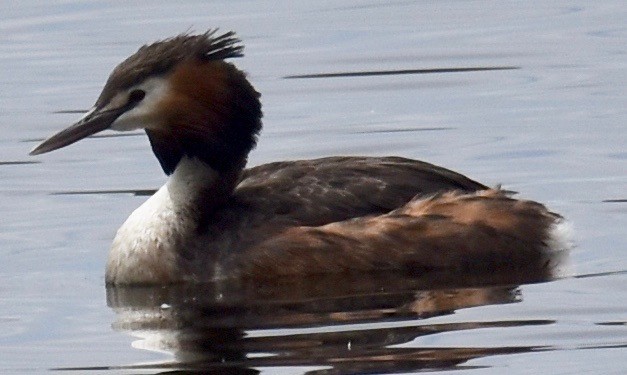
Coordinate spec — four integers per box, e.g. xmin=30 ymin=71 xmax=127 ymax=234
xmin=30 ymin=106 xmax=127 ymax=155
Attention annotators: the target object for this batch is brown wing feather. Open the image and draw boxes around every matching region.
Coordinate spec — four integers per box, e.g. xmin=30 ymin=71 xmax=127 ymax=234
xmin=233 ymin=156 xmax=488 ymax=226
xmin=238 ymin=189 xmax=563 ymax=278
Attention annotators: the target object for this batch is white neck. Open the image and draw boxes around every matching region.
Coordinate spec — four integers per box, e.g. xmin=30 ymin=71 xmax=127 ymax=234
xmin=106 ymin=157 xmax=222 ymax=284
xmin=166 ymin=157 xmax=222 ymax=211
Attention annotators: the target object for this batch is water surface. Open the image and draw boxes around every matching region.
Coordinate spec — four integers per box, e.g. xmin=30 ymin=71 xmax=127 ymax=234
xmin=1 ymin=1 xmax=625 ymax=374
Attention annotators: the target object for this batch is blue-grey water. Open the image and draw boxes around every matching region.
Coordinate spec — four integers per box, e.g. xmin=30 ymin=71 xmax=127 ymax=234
xmin=1 ymin=1 xmax=626 ymax=374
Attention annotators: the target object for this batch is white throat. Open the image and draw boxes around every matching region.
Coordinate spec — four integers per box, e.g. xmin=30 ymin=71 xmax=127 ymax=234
xmin=166 ymin=157 xmax=222 ymax=209
xmin=106 ymin=157 xmax=221 ymax=284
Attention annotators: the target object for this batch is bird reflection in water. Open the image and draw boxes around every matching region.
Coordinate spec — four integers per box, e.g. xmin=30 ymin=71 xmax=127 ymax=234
xmin=104 ymin=266 xmax=562 ymax=374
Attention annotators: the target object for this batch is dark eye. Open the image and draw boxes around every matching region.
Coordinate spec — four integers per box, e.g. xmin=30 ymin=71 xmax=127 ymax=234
xmin=128 ymin=89 xmax=146 ymax=104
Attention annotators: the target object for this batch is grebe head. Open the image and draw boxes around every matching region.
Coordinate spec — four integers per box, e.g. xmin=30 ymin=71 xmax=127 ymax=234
xmin=30 ymin=30 xmax=262 ymax=175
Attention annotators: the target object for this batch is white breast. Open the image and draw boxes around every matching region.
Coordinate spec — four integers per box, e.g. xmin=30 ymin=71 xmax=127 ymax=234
xmin=106 ymin=157 xmax=220 ymax=284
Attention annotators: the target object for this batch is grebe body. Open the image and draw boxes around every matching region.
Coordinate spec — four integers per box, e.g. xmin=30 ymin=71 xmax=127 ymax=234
xmin=31 ymin=31 xmax=569 ymax=285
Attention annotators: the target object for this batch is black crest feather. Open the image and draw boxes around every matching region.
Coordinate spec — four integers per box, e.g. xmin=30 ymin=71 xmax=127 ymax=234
xmin=96 ymin=30 xmax=243 ymax=107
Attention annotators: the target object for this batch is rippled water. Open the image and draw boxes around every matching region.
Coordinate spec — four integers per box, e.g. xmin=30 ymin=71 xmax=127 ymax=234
xmin=1 ymin=1 xmax=626 ymax=374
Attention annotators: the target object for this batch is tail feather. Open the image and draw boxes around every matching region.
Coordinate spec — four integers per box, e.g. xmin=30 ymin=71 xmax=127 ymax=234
xmin=400 ymin=189 xmax=562 ymax=248
xmin=245 ymin=189 xmax=571 ymax=279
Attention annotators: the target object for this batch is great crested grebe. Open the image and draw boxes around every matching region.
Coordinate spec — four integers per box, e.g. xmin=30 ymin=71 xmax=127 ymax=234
xmin=31 ymin=30 xmax=570 ymax=285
